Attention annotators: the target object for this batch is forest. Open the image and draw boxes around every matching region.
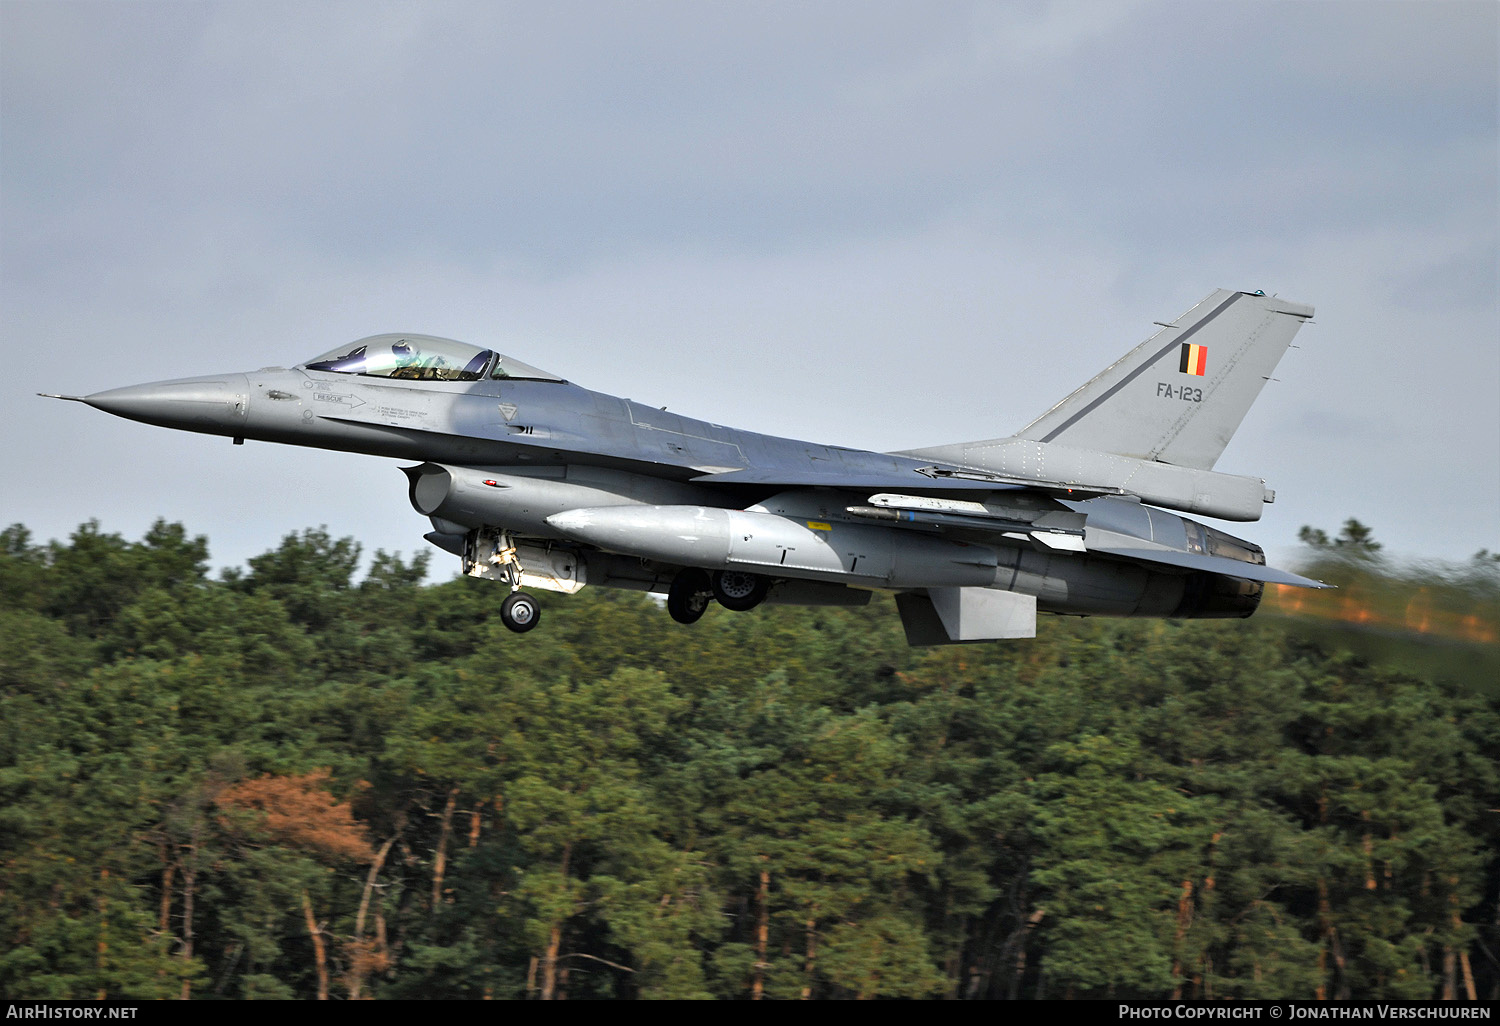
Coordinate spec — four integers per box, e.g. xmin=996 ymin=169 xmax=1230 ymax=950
xmin=1 ymin=518 xmax=1496 ymax=1000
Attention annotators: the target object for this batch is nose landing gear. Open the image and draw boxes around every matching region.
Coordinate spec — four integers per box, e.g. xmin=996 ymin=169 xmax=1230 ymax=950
xmin=500 ymin=590 xmax=540 ymax=633
xmin=466 ymin=531 xmax=542 ymax=634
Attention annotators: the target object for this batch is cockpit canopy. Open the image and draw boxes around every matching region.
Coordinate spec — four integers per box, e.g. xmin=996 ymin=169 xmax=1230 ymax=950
xmin=302 ymin=334 xmax=564 ymax=383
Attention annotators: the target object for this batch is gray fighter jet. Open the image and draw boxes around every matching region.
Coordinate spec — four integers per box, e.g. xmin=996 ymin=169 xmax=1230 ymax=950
xmin=46 ymin=288 xmax=1329 ymax=644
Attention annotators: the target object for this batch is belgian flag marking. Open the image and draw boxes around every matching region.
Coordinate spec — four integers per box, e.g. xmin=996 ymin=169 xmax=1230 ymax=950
xmin=1179 ymin=343 xmax=1207 ymax=377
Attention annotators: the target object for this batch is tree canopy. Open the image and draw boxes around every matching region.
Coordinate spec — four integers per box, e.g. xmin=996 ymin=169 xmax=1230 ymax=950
xmin=2 ymin=519 xmax=1495 ymax=1000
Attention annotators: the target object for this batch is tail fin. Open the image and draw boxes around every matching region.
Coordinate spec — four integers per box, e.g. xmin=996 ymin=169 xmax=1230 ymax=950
xmin=1016 ymin=290 xmax=1313 ymax=470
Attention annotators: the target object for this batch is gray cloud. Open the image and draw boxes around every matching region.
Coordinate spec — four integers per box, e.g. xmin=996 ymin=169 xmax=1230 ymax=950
xmin=3 ymin=0 xmax=1495 ymax=572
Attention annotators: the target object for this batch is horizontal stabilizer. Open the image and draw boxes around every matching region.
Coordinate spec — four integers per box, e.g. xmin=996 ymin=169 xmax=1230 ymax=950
xmin=1091 ymin=545 xmax=1331 ymax=589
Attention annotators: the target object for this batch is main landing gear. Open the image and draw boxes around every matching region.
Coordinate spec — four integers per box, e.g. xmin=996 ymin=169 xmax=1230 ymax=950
xmin=666 ymin=568 xmax=769 ymax=624
xmin=667 ymin=569 xmax=714 ymax=625
xmin=710 ymin=569 xmax=769 ymax=611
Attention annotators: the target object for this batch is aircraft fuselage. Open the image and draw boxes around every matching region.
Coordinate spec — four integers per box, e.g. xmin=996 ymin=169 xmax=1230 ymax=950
xmin=85 ymin=366 xmax=946 ymax=487
xmin=57 ymin=290 xmax=1329 ymax=643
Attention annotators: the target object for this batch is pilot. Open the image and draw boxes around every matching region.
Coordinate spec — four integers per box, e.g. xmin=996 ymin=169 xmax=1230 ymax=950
xmin=389 ymin=339 xmax=423 ymax=379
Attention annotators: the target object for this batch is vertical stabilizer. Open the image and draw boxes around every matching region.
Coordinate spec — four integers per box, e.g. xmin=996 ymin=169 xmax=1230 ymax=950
xmin=1015 ymin=290 xmax=1313 ymax=470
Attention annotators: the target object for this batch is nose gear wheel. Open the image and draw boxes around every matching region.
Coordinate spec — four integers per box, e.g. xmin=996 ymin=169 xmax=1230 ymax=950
xmin=500 ymin=591 xmax=540 ymax=633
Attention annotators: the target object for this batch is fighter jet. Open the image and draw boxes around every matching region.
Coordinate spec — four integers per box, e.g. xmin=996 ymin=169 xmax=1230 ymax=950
xmin=45 ymin=288 xmax=1329 ymax=644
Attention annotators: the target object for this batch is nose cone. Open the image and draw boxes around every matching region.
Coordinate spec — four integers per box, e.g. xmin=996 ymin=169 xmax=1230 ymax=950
xmin=84 ymin=374 xmax=251 ymax=434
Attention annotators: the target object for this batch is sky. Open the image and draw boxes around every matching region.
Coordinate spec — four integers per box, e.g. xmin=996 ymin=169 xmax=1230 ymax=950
xmin=2 ymin=0 xmax=1496 ymax=579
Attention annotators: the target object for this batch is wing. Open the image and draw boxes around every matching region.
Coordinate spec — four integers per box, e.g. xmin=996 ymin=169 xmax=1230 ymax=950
xmin=691 ymin=466 xmax=1125 ymax=499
